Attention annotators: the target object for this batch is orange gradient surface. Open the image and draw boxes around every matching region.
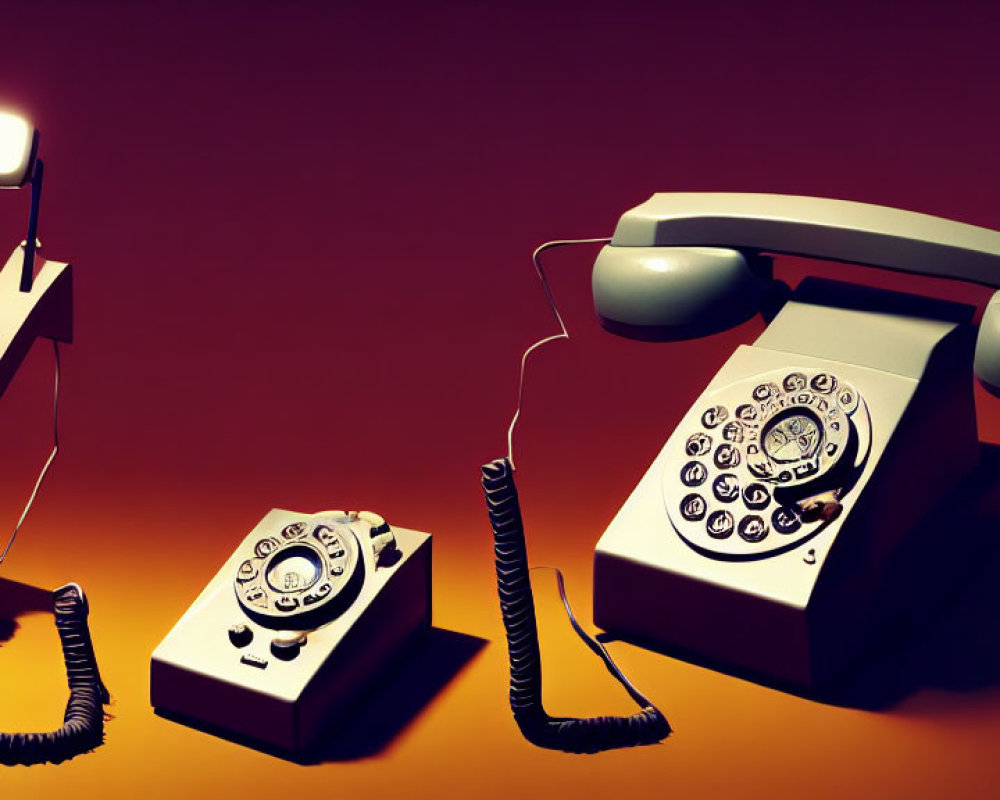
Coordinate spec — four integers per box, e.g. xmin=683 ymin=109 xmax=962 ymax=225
xmin=2 ymin=1 xmax=1000 ymax=796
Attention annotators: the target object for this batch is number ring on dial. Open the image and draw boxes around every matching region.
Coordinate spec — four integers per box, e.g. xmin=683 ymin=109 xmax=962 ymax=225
xmin=663 ymin=367 xmax=870 ymax=560
xmin=235 ymin=518 xmax=364 ymax=628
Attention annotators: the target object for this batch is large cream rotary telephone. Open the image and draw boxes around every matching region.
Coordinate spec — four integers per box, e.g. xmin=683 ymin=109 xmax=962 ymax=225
xmin=592 ymin=193 xmax=1000 ymax=689
xmin=484 ymin=192 xmax=1000 ymax=755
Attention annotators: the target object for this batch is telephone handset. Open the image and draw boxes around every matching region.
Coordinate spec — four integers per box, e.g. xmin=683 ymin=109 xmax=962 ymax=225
xmin=591 ymin=192 xmax=1000 ymax=388
xmin=593 ymin=193 xmax=1000 ymax=688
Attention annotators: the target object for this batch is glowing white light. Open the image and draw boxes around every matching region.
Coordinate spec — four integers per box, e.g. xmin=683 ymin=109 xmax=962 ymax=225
xmin=0 ymin=112 xmax=32 ymax=184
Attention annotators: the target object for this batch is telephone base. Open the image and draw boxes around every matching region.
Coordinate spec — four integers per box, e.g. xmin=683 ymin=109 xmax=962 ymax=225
xmin=151 ymin=510 xmax=432 ymax=751
xmin=594 ymin=282 xmax=978 ymax=688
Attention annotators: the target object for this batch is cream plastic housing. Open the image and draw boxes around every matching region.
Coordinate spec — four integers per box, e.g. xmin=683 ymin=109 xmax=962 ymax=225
xmin=0 ymin=112 xmax=36 ymax=188
xmin=593 ymin=280 xmax=979 ymax=687
xmin=611 ymin=193 xmax=1000 ymax=283
xmin=597 ymin=193 xmax=1000 ymax=388
xmin=974 ymin=290 xmax=1000 ymax=395
xmin=151 ymin=509 xmax=432 ymax=751
xmin=0 ymin=247 xmax=71 ymax=395
xmin=592 ymin=245 xmax=770 ymax=339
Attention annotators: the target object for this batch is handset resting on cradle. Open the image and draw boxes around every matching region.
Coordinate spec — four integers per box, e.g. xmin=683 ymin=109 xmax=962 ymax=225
xmin=593 ymin=192 xmax=1000 ymax=687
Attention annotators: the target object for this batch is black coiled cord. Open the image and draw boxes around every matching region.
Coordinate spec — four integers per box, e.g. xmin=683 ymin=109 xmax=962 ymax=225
xmin=0 ymin=583 xmax=110 ymax=765
xmin=482 ymin=458 xmax=671 ymax=753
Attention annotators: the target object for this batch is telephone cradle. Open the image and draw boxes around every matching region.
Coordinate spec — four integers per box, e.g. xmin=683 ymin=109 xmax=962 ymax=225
xmin=151 ymin=509 xmax=432 ymax=751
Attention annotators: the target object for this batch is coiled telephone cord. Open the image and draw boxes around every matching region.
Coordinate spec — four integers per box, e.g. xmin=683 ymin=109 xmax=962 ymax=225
xmin=0 ymin=583 xmax=109 ymax=765
xmin=482 ymin=457 xmax=670 ymax=753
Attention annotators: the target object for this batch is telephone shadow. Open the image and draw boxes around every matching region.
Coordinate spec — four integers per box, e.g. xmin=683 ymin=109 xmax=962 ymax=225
xmin=156 ymin=625 xmax=486 ymax=764
xmin=828 ymin=442 xmax=1000 ymax=709
xmin=599 ymin=443 xmax=1000 ymax=711
xmin=0 ymin=577 xmax=57 ymax=644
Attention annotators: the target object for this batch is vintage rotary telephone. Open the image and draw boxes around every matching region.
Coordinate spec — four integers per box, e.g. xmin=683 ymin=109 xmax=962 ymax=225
xmin=485 ymin=193 xmax=1000 ymax=751
xmin=151 ymin=509 xmax=431 ymax=752
xmin=0 ymin=110 xmax=108 ymax=766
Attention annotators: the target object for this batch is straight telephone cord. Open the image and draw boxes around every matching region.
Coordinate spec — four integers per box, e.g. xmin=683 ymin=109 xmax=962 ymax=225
xmin=0 ymin=338 xmax=62 ymax=566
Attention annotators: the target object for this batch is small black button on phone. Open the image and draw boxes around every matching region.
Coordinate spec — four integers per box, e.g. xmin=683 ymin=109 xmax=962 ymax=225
xmin=228 ymin=624 xmax=253 ymax=648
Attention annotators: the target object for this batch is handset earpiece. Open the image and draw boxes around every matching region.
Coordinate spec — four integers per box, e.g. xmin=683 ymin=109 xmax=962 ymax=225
xmin=975 ymin=289 xmax=1000 ymax=395
xmin=592 ymin=246 xmax=772 ymax=340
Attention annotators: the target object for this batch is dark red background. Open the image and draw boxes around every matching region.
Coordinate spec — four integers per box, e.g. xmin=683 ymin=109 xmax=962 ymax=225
xmin=1 ymin=1 xmax=1000 ymax=796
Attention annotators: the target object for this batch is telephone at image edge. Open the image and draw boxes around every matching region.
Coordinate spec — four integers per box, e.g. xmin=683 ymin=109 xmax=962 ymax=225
xmin=590 ymin=193 xmax=1000 ymax=688
xmin=151 ymin=509 xmax=431 ymax=752
xmin=0 ymin=110 xmax=112 ymax=767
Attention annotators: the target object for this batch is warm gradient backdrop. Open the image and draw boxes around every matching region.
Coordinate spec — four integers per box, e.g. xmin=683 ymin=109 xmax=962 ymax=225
xmin=1 ymin=0 xmax=1000 ymax=796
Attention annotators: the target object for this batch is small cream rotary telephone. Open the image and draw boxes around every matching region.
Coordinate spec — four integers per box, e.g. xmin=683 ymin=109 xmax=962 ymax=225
xmin=151 ymin=509 xmax=431 ymax=752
